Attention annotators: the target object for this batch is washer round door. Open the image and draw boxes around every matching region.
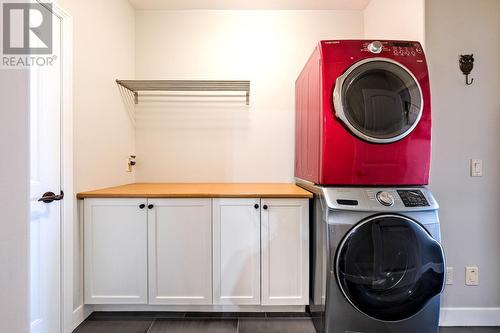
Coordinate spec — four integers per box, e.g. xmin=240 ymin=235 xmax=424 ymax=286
xmin=335 ymin=214 xmax=445 ymax=322
xmin=333 ymin=58 xmax=423 ymax=143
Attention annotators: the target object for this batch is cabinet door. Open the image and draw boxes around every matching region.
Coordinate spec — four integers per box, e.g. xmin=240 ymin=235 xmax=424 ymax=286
xmin=213 ymin=198 xmax=261 ymax=305
xmin=84 ymin=198 xmax=148 ymax=304
xmin=148 ymin=198 xmax=212 ymax=305
xmin=261 ymin=198 xmax=309 ymax=305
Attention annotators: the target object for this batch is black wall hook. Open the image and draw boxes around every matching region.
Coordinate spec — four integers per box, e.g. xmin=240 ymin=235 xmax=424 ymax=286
xmin=459 ymin=54 xmax=474 ymax=85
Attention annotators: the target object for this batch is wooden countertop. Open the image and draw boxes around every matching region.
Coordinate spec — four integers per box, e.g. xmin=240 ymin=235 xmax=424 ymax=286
xmin=76 ymin=183 xmax=313 ymax=199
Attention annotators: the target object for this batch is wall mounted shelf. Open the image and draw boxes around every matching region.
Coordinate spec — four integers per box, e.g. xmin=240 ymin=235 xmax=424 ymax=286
xmin=116 ymin=80 xmax=251 ymax=105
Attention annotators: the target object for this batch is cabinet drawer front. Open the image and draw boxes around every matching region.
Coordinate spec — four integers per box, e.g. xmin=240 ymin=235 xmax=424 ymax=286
xmin=84 ymin=198 xmax=148 ymax=304
xmin=148 ymin=198 xmax=212 ymax=305
xmin=213 ymin=198 xmax=261 ymax=305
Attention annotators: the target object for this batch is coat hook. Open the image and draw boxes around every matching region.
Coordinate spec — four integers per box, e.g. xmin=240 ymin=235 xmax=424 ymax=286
xmin=459 ymin=54 xmax=474 ymax=86
xmin=465 ymin=74 xmax=474 ymax=85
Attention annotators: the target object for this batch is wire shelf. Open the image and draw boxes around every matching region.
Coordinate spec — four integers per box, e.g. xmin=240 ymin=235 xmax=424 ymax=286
xmin=116 ymin=80 xmax=250 ymax=105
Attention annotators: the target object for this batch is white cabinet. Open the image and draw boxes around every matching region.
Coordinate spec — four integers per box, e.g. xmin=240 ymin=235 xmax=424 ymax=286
xmin=213 ymin=198 xmax=261 ymax=305
xmin=261 ymin=199 xmax=309 ymax=305
xmin=84 ymin=198 xmax=148 ymax=304
xmin=148 ymin=198 xmax=212 ymax=304
xmin=83 ymin=196 xmax=309 ymax=307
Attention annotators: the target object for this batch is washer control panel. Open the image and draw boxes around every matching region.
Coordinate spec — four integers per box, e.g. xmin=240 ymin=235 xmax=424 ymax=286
xmin=391 ymin=41 xmax=422 ymax=57
xmin=376 ymin=191 xmax=395 ymax=206
xmin=319 ymin=187 xmax=438 ymax=212
xmin=397 ymin=190 xmax=430 ymax=207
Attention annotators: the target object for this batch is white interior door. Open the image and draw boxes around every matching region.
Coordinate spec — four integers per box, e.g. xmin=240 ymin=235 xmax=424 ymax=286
xmin=30 ymin=6 xmax=62 ymax=333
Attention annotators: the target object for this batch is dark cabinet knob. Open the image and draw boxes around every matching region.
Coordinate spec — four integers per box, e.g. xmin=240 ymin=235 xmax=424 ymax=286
xmin=139 ymin=204 xmax=146 ymax=209
xmin=263 ymin=205 xmax=268 ymax=210
xmin=148 ymin=204 xmax=154 ymax=209
xmin=254 ymin=204 xmax=259 ymax=209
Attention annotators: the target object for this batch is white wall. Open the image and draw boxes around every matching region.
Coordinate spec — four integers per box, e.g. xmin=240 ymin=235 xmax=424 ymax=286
xmin=364 ymin=0 xmax=425 ymax=45
xmin=56 ymin=0 xmax=135 ymax=327
xmin=58 ymin=0 xmax=136 ymax=193
xmin=0 ymin=70 xmax=30 ymax=333
xmin=134 ymin=10 xmax=364 ymax=182
xmin=426 ymin=0 xmax=500 ymax=324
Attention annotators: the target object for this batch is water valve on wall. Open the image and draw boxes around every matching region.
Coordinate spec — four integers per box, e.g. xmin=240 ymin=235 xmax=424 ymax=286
xmin=126 ymin=155 xmax=136 ymax=172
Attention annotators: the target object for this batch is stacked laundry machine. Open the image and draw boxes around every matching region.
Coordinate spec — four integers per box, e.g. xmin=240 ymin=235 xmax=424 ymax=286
xmin=295 ymin=40 xmax=445 ymax=333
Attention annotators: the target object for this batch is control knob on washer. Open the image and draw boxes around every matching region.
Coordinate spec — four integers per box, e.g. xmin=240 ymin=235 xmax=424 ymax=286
xmin=368 ymin=41 xmax=383 ymax=54
xmin=376 ymin=191 xmax=394 ymax=206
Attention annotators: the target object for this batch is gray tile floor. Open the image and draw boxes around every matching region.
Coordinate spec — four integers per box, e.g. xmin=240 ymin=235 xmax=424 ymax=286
xmin=73 ymin=312 xmax=500 ymax=333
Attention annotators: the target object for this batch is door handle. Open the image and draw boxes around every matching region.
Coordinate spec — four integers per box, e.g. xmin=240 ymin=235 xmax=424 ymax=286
xmin=38 ymin=191 xmax=64 ymax=203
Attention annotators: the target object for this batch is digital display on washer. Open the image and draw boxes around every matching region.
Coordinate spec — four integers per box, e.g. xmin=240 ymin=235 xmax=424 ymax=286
xmin=397 ymin=190 xmax=430 ymax=207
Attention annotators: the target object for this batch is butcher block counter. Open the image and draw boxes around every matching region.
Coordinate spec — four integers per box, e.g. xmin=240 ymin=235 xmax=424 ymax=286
xmin=76 ymin=182 xmax=313 ymax=199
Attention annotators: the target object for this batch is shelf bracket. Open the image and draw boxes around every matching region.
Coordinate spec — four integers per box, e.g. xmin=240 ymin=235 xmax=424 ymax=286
xmin=246 ymin=92 xmax=250 ymax=106
xmin=134 ymin=92 xmax=138 ymax=104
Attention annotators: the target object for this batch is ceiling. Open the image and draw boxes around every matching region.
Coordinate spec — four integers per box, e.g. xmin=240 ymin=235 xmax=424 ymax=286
xmin=128 ymin=0 xmax=371 ymax=10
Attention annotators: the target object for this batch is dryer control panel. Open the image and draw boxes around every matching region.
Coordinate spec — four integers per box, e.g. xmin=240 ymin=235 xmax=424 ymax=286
xmin=391 ymin=41 xmax=422 ymax=57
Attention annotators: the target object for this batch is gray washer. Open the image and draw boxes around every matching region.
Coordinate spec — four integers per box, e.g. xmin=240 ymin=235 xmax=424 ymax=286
xmin=298 ymin=181 xmax=445 ymax=333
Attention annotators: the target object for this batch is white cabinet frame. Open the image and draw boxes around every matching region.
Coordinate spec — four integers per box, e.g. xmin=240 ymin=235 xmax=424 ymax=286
xmin=212 ymin=198 xmax=261 ymax=305
xmin=261 ymin=198 xmax=309 ymax=305
xmin=83 ymin=198 xmax=148 ymax=304
xmin=147 ymin=198 xmax=212 ymax=305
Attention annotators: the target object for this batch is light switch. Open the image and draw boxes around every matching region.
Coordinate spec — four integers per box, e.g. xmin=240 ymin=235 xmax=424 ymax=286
xmin=470 ymin=159 xmax=483 ymax=177
xmin=465 ymin=266 xmax=479 ymax=286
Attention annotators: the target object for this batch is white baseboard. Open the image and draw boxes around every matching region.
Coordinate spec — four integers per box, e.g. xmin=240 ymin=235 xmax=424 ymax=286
xmin=440 ymin=307 xmax=500 ymax=326
xmin=72 ymin=304 xmax=92 ymax=331
xmin=91 ymin=304 xmax=305 ymax=312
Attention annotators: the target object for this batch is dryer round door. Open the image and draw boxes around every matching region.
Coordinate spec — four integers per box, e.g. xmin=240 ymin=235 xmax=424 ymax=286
xmin=333 ymin=58 xmax=423 ymax=143
xmin=335 ymin=214 xmax=445 ymax=322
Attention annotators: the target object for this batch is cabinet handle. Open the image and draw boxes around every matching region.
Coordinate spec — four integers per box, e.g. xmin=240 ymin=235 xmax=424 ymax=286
xmin=148 ymin=204 xmax=154 ymax=209
xmin=139 ymin=204 xmax=146 ymax=209
xmin=263 ymin=204 xmax=268 ymax=210
xmin=254 ymin=203 xmax=259 ymax=209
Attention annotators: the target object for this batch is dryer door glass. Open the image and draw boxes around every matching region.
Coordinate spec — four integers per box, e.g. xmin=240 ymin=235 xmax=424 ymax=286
xmin=337 ymin=60 xmax=423 ymax=143
xmin=336 ymin=214 xmax=444 ymax=322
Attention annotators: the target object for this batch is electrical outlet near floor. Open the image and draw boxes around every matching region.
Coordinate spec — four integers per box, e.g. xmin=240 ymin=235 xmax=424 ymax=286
xmin=445 ymin=267 xmax=453 ymax=285
xmin=465 ymin=266 xmax=479 ymax=286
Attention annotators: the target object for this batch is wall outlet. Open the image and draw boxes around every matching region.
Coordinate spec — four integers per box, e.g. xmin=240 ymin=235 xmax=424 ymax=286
xmin=470 ymin=159 xmax=483 ymax=177
xmin=465 ymin=266 xmax=479 ymax=286
xmin=445 ymin=267 xmax=454 ymax=285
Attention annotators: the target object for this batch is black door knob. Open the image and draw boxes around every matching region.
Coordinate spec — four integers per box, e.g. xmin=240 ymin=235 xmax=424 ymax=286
xmin=38 ymin=191 xmax=64 ymax=203
xmin=254 ymin=204 xmax=259 ymax=209
xmin=139 ymin=204 xmax=146 ymax=209
xmin=263 ymin=205 xmax=268 ymax=210
xmin=148 ymin=204 xmax=154 ymax=209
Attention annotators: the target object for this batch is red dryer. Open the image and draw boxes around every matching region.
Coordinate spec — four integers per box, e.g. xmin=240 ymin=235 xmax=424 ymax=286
xmin=295 ymin=40 xmax=431 ymax=186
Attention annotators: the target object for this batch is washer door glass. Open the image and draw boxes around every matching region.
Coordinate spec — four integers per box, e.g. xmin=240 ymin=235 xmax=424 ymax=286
xmin=336 ymin=214 xmax=444 ymax=322
xmin=336 ymin=59 xmax=423 ymax=143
